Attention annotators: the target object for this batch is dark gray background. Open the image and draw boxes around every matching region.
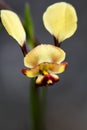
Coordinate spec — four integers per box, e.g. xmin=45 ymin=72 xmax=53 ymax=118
xmin=0 ymin=0 xmax=87 ymax=130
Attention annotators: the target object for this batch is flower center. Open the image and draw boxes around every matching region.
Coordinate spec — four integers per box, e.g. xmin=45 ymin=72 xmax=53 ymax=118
xmin=35 ymin=63 xmax=59 ymax=86
xmin=39 ymin=63 xmax=49 ymax=75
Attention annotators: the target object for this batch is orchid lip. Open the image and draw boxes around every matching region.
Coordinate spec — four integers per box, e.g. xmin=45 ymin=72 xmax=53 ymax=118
xmin=35 ymin=74 xmax=60 ymax=87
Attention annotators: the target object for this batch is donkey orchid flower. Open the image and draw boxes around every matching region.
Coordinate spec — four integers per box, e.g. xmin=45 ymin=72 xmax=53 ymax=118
xmin=22 ymin=44 xmax=67 ymax=86
xmin=43 ymin=2 xmax=77 ymax=43
xmin=0 ymin=8 xmax=68 ymax=86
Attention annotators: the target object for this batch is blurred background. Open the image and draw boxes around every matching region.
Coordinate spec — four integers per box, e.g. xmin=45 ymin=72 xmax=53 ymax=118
xmin=0 ymin=0 xmax=87 ymax=130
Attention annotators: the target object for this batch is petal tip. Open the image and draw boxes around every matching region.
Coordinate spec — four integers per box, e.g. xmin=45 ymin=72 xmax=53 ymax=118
xmin=21 ymin=68 xmax=27 ymax=76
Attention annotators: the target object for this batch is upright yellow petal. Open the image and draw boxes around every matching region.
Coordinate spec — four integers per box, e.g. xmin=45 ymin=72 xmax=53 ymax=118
xmin=24 ymin=44 xmax=66 ymax=68
xmin=43 ymin=2 xmax=77 ymax=43
xmin=1 ymin=10 xmax=26 ymax=46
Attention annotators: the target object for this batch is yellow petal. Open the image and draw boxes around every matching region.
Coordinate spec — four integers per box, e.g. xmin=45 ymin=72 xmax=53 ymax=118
xmin=36 ymin=75 xmax=44 ymax=85
xmin=22 ymin=61 xmax=67 ymax=78
xmin=49 ymin=62 xmax=68 ymax=73
xmin=1 ymin=10 xmax=26 ymax=46
xmin=39 ymin=62 xmax=68 ymax=74
xmin=22 ymin=65 xmax=39 ymax=77
xmin=43 ymin=2 xmax=77 ymax=43
xmin=24 ymin=44 xmax=66 ymax=68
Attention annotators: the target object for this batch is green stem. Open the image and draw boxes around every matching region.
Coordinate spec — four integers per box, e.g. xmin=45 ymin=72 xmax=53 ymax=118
xmin=39 ymin=86 xmax=47 ymax=130
xmin=30 ymin=79 xmax=47 ymax=130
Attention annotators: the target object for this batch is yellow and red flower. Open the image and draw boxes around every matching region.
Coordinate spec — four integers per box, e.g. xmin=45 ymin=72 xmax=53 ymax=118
xmin=22 ymin=44 xmax=67 ymax=86
xmin=0 ymin=2 xmax=77 ymax=86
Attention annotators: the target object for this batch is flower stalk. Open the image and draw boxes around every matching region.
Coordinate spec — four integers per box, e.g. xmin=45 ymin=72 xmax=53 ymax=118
xmin=30 ymin=79 xmax=46 ymax=130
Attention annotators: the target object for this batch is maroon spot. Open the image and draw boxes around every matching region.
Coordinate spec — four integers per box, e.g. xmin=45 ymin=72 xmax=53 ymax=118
xmin=36 ymin=74 xmax=59 ymax=87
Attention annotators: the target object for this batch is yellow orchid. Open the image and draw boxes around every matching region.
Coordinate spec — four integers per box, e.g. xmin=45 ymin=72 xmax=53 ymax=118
xmin=0 ymin=2 xmax=77 ymax=86
xmin=22 ymin=44 xmax=67 ymax=86
xmin=43 ymin=2 xmax=77 ymax=43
